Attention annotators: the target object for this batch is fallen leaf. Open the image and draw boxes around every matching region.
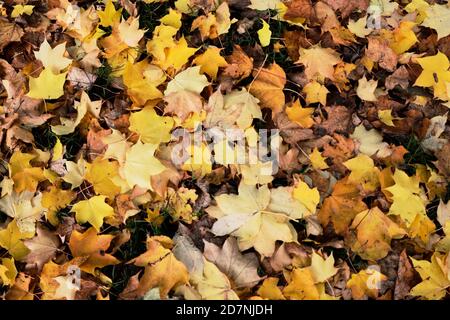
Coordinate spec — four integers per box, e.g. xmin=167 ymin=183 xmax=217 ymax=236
xmin=70 ymin=196 xmax=115 ymax=231
xmin=23 ymin=226 xmax=60 ymax=271
xmin=318 ymin=178 xmax=368 ymax=234
xmin=249 ymin=63 xmax=286 ymax=115
xmin=203 ymin=237 xmax=263 ymax=289
xmin=257 ymin=20 xmax=272 ymax=47
xmin=349 ymin=207 xmax=406 ymax=260
xmin=131 ymin=236 xmax=189 ymax=298
xmin=69 ymin=227 xmax=119 ymax=274
xmin=296 ymin=45 xmax=341 ymax=81
xmin=27 ymin=68 xmax=67 ymax=100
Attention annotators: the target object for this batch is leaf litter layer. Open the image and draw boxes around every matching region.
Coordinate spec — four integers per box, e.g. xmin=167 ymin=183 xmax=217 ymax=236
xmin=0 ymin=0 xmax=450 ymax=300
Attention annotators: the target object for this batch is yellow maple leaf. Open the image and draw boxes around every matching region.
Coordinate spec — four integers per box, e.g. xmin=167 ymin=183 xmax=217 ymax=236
xmin=218 ymin=89 xmax=262 ymax=129
xmin=0 ymin=191 xmax=46 ymax=234
xmin=165 ymin=66 xmax=209 ymax=95
xmin=8 ymin=151 xmax=46 ymax=193
xmin=384 ymin=169 xmax=427 ymax=226
xmin=41 ymin=186 xmax=75 ymax=226
xmin=343 ymin=154 xmax=380 ymax=192
xmin=414 ymin=51 xmax=450 ymax=101
xmin=257 ymin=277 xmax=286 ymax=300
xmin=310 ymin=251 xmax=338 ymax=283
xmin=296 ymin=45 xmax=341 ymax=81
xmin=132 ymin=236 xmax=189 ymax=298
xmin=283 ymin=268 xmax=320 ymax=300
xmin=286 ymin=100 xmax=314 ymax=128
xmin=378 ymin=109 xmax=395 ymax=126
xmin=69 ymin=227 xmax=119 ymax=274
xmin=349 ymin=207 xmax=406 ymax=260
xmin=123 ymin=141 xmax=166 ymax=190
xmin=0 ymin=258 xmax=17 ymax=287
xmin=97 ymin=0 xmax=122 ymax=28
xmin=318 ymin=178 xmax=368 ymax=234
xmin=34 ymin=39 xmax=72 ymax=74
xmin=160 ymin=8 xmax=182 ymax=29
xmin=303 ymin=81 xmax=329 ymax=105
xmin=14 ymin=168 xmax=46 ymax=194
xmin=409 ymin=213 xmax=435 ymax=244
xmin=11 ymin=5 xmax=34 ymax=18
xmin=257 ymin=19 xmax=271 ymax=47
xmin=101 ymin=28 xmax=133 ymax=60
xmin=85 ymin=158 xmax=121 ymax=199
xmin=194 ymin=259 xmax=239 ymax=300
xmin=410 ymin=253 xmax=450 ymax=300
xmin=70 ymin=195 xmax=114 ymax=231
xmin=123 ymin=60 xmax=165 ymax=106
xmin=309 ymin=147 xmax=329 ymax=170
xmin=0 ymin=220 xmax=34 ymax=260
xmin=129 ymin=106 xmax=174 ymax=144
xmin=146 ymin=25 xmax=178 ymax=62
xmin=207 ymin=183 xmax=305 ymax=257
xmin=193 ymin=46 xmax=228 ymax=79
xmin=249 ymin=63 xmax=286 ymax=115
xmin=27 ymin=68 xmax=67 ymax=100
xmin=292 ymin=180 xmax=320 ymax=214
xmin=159 ymin=37 xmax=198 ymax=71
xmin=390 ymin=21 xmax=418 ymax=54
